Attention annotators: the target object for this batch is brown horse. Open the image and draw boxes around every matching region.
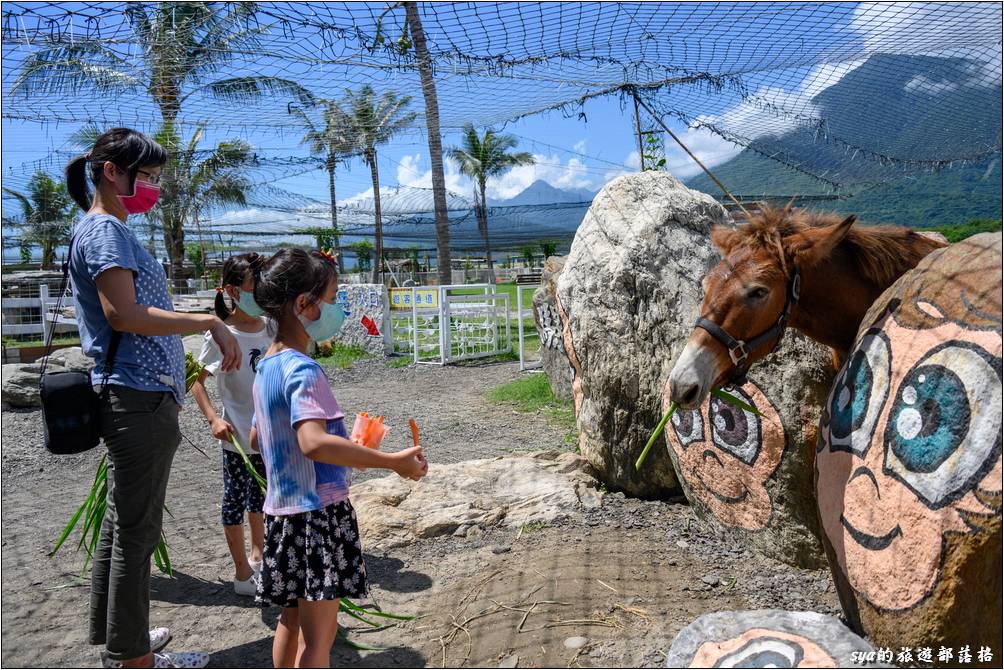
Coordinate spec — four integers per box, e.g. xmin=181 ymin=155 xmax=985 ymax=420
xmin=667 ymin=204 xmax=946 ymax=408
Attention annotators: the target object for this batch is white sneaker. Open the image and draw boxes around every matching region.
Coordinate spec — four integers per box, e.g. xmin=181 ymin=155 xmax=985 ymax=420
xmin=150 ymin=627 xmax=172 ymax=653
xmin=98 ymin=628 xmax=172 ymax=667
xmin=234 ymin=572 xmax=258 ymax=596
xmin=101 ymin=650 xmax=208 ymax=668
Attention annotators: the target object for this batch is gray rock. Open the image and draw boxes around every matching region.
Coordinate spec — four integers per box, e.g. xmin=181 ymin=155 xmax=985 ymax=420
xmin=563 ymin=636 xmax=588 ymax=650
xmin=532 ymin=256 xmax=573 ymax=401
xmin=39 ymin=346 xmax=94 ymax=373
xmin=498 ymin=654 xmax=519 ymax=668
xmin=666 ymin=610 xmax=890 ymax=668
xmin=555 ymin=172 xmax=730 ymax=496
xmin=2 ymin=362 xmax=67 ymax=408
xmin=700 ymin=573 xmax=721 ymax=587
xmin=350 ymin=451 xmax=604 ymax=550
xmin=491 ymin=545 xmax=511 ymax=555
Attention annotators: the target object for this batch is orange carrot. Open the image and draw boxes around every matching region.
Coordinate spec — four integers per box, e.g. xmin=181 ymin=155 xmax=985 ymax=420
xmin=409 ymin=418 xmax=420 ymax=447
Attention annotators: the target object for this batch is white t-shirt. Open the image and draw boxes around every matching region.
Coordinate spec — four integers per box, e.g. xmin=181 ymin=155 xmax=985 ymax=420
xmin=197 ymin=319 xmax=272 ymax=453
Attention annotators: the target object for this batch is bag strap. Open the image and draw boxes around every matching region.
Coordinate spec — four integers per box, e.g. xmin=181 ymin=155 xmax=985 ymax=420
xmin=40 ymin=233 xmax=121 ymax=380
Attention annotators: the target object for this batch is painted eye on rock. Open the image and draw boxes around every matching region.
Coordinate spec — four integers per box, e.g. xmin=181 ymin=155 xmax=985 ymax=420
xmin=714 ymin=637 xmax=805 ymax=668
xmin=671 ymin=409 xmax=704 ymax=448
xmin=828 ymin=331 xmax=891 ymax=456
xmin=883 ymin=342 xmax=1002 ymax=509
xmin=710 ymin=388 xmax=760 ymax=465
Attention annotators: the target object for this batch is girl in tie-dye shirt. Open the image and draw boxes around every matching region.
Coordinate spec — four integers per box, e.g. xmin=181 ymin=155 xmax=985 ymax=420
xmin=250 ymin=248 xmax=428 ymax=668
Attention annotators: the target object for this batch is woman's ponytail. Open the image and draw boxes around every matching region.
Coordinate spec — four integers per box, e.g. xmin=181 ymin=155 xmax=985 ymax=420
xmin=63 ymin=128 xmax=168 ymax=213
xmin=214 ymin=290 xmax=232 ymax=321
xmin=65 ymin=155 xmax=92 ymax=212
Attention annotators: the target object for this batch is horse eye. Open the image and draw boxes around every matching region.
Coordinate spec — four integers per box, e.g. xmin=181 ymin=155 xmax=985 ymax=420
xmin=747 ymin=287 xmax=769 ymax=300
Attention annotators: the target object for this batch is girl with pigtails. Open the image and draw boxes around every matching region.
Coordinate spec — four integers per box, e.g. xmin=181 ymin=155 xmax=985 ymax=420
xmin=189 ymin=252 xmax=273 ymax=597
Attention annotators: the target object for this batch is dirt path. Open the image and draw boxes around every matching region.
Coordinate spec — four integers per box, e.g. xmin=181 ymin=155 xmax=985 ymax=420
xmin=1 ymin=359 xmax=838 ymax=668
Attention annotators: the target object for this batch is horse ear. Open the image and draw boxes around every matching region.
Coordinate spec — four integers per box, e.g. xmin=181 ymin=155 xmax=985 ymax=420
xmin=784 ymin=215 xmax=856 ymax=266
xmin=711 ymin=225 xmax=741 ymax=255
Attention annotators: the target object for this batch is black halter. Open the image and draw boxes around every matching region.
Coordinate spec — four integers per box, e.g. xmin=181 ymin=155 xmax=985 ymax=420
xmin=693 ymin=267 xmax=801 ymax=384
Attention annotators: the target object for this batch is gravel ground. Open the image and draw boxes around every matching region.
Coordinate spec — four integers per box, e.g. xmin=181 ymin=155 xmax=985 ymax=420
xmin=1 ymin=358 xmax=839 ymax=668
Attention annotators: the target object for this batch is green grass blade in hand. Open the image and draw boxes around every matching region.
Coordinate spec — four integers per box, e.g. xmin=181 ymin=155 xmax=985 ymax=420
xmin=636 ymin=402 xmax=679 ymax=470
xmin=229 ymin=434 xmax=267 ymax=494
xmin=710 ymin=388 xmax=763 ymax=417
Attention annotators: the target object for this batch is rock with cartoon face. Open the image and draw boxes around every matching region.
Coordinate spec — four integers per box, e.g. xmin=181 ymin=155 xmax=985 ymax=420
xmin=533 ymin=256 xmax=573 ymax=402
xmin=816 ymin=233 xmax=1002 ymax=652
xmin=666 ymin=610 xmax=887 ymax=668
xmin=662 ymin=327 xmax=834 ymax=568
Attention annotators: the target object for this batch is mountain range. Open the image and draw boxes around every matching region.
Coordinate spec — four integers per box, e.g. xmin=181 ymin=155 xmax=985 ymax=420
xmin=685 ymin=53 xmax=1002 ymax=228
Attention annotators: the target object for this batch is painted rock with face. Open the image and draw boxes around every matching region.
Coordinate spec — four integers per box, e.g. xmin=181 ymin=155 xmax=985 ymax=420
xmin=555 ymin=171 xmax=731 ymax=496
xmin=666 ymin=610 xmax=889 ymax=668
xmin=533 ymin=255 xmax=574 ymax=402
xmin=816 ymin=232 xmax=1002 ymax=652
xmin=662 ymin=329 xmax=835 ymax=568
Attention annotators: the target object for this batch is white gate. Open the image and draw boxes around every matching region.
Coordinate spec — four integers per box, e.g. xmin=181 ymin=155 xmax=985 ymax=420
xmin=391 ymin=284 xmax=511 ymax=365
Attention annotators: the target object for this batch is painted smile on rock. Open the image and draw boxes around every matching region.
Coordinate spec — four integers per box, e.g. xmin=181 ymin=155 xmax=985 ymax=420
xmin=696 ymin=450 xmax=751 ymax=504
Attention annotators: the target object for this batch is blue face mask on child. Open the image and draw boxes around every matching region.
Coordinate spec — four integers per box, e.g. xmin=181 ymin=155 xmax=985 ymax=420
xmin=298 ymin=300 xmax=347 ymax=341
xmin=236 ymin=290 xmax=265 ymax=317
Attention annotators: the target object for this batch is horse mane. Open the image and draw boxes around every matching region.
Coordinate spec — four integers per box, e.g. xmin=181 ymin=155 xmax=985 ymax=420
xmin=734 ymin=205 xmax=946 ymax=287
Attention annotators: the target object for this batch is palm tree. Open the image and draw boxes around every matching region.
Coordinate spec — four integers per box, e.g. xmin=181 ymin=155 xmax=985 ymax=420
xmin=2 ymin=172 xmax=76 ymax=268
xmin=150 ymin=122 xmax=256 ymax=275
xmin=11 ymin=2 xmax=313 ymax=286
xmin=404 ymin=2 xmax=453 ymax=286
xmin=341 ymin=85 xmax=417 ymax=284
xmin=290 ymin=100 xmax=355 ymax=273
xmin=447 ymin=124 xmax=535 ymax=281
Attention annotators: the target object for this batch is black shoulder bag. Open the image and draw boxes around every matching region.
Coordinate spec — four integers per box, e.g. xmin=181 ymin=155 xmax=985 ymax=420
xmin=38 ymin=236 xmax=121 ymax=454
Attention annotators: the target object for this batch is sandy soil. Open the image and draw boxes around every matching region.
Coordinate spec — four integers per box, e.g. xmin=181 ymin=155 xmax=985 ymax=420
xmin=1 ymin=359 xmax=839 ymax=668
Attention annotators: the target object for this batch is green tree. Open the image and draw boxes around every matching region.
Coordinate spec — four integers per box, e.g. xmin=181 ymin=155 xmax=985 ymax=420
xmin=147 ymin=123 xmax=256 ymax=286
xmin=290 ymin=100 xmax=354 ymax=273
xmin=447 ymin=123 xmax=534 ymax=282
xmin=340 ymin=85 xmax=417 ymax=283
xmin=351 ymin=239 xmax=374 ymax=274
xmin=12 ymin=2 xmax=313 ymax=285
xmin=2 ymin=171 xmax=76 ymax=268
xmin=520 ymin=245 xmax=536 ymax=269
xmin=539 ymin=240 xmax=559 ymax=258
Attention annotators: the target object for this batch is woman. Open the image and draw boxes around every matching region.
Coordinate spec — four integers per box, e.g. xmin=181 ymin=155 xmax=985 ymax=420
xmin=65 ymin=127 xmax=240 ymax=669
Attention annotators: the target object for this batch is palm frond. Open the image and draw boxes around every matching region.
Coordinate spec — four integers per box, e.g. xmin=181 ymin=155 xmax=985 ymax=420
xmin=12 ymin=53 xmax=143 ymax=98
xmin=198 ymin=76 xmax=315 ymax=106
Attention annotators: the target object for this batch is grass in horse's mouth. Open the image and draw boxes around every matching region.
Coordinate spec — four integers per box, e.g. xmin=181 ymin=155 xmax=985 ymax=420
xmin=635 ymin=389 xmax=762 ymax=470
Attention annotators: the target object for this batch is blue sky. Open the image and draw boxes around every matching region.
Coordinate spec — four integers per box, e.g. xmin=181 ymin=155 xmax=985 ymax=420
xmin=2 ymin=2 xmax=999 ymax=259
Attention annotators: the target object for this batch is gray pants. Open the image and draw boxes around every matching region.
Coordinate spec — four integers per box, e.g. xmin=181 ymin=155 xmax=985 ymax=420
xmin=88 ymin=385 xmax=180 ymax=661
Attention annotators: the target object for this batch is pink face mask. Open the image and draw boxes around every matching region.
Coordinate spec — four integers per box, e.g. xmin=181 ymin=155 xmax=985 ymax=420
xmin=118 ymin=179 xmax=160 ymax=214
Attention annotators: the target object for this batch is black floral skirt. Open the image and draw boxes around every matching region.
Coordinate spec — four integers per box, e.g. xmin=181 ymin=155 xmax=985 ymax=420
xmin=257 ymin=500 xmax=368 ymax=608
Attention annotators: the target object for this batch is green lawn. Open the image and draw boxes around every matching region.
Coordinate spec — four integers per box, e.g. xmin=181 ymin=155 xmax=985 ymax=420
xmin=314 ymin=342 xmax=372 ymax=369
xmin=2 ymin=335 xmax=80 ymax=349
xmin=487 ymin=372 xmax=577 ymax=436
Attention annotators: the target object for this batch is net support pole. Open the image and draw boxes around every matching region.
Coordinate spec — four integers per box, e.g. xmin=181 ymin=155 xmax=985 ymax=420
xmin=633 ymin=93 xmax=750 ymax=218
xmin=632 ymin=89 xmax=646 ymax=171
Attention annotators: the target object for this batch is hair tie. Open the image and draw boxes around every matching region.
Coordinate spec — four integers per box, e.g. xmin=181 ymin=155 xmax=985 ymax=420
xmin=216 ymin=287 xmax=224 ymax=293
xmin=318 ymin=248 xmax=336 ymax=265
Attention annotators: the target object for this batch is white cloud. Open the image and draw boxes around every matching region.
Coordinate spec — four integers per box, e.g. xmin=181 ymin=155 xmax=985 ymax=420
xmin=572 ymin=140 xmax=588 ymax=154
xmin=485 ymin=152 xmax=594 ymax=200
xmin=850 ymin=2 xmax=1001 ymax=89
xmin=904 ymin=74 xmax=959 ymax=95
xmin=851 ymin=3 xmax=1001 ymax=57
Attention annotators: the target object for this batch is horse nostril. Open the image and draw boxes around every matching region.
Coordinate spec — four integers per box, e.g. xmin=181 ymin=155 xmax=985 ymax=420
xmin=681 ymin=383 xmax=700 ymax=406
